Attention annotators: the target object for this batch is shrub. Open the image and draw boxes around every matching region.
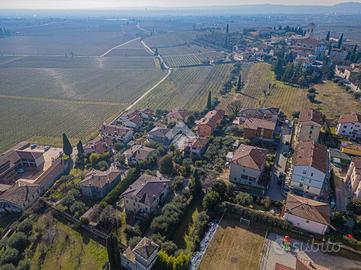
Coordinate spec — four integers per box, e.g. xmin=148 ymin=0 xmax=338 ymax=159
xmin=347 ymin=198 xmax=361 ymax=215
xmin=0 ymin=264 xmax=16 ymax=270
xmin=154 ymin=251 xmax=190 ymax=270
xmin=16 ymin=259 xmax=30 ymax=270
xmin=0 ymin=248 xmax=19 ymax=265
xmin=202 ymin=191 xmax=221 ymax=210
xmin=128 ymin=236 xmax=142 ymax=249
xmin=159 ymin=154 xmax=174 ymax=176
xmin=235 ymin=192 xmax=253 ymax=206
xmin=17 ymin=220 xmax=32 ymax=235
xmin=8 ymin=232 xmax=29 ymax=252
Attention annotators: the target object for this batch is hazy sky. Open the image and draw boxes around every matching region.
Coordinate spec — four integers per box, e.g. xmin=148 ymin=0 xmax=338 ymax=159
xmin=1 ymin=0 xmax=360 ymax=9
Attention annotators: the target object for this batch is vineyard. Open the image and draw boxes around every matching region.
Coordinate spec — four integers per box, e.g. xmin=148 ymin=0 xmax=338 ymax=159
xmin=164 ymin=54 xmax=203 ymax=67
xmin=158 ymin=45 xmax=213 ymax=56
xmin=0 ymin=97 xmax=122 ymax=152
xmin=144 ymin=31 xmax=200 ymax=48
xmin=135 ymin=64 xmax=234 ymax=111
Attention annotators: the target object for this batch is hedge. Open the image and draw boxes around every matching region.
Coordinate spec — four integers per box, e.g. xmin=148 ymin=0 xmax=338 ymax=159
xmin=102 ymin=167 xmax=140 ymax=205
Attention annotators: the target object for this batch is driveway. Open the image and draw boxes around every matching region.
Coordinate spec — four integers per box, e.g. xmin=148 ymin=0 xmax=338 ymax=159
xmin=262 ymin=233 xmax=361 ymax=270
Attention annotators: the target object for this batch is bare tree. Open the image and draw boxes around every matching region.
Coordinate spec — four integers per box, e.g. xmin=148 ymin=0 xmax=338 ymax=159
xmin=227 ymin=100 xmax=243 ymax=119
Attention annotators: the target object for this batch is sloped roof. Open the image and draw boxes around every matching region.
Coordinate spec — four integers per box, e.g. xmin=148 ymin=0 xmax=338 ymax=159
xmin=167 ymin=109 xmax=189 ymax=121
xmin=231 ymin=144 xmax=268 ymax=170
xmin=148 ymin=127 xmax=171 ymax=138
xmin=275 ymin=264 xmax=294 ymax=270
xmin=122 ymin=174 xmax=170 ymax=206
xmin=293 ymin=142 xmax=328 ymax=173
xmin=296 ymin=257 xmax=330 ymax=270
xmin=80 ymin=167 xmax=121 ymax=188
xmin=133 ymin=237 xmax=159 ymax=260
xmin=243 ymin=118 xmax=277 ymax=131
xmin=299 ymin=109 xmax=323 ymax=125
xmin=338 ymin=112 xmax=361 ymax=124
xmin=124 ymin=145 xmax=155 ymax=161
xmin=284 ymin=193 xmax=330 ymax=225
xmin=0 ymin=182 xmax=39 ymax=207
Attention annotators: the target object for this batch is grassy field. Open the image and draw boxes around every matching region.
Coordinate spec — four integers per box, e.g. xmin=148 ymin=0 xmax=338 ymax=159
xmin=135 ymin=64 xmax=233 ymax=111
xmin=199 ymin=217 xmax=265 ymax=270
xmin=30 ymin=214 xmax=108 ymax=270
xmin=219 ymin=62 xmax=361 ymax=121
xmin=145 ymin=31 xmax=200 ymax=48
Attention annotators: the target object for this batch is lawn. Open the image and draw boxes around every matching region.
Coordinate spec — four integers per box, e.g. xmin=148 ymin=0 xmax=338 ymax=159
xmin=199 ymin=217 xmax=266 ymax=270
xmin=30 ymin=214 xmax=108 ymax=270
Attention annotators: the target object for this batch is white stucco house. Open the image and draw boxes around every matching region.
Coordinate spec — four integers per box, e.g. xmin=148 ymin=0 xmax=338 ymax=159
xmin=283 ymin=193 xmax=331 ymax=235
xmin=290 ymin=141 xmax=329 ymax=198
xmin=336 ymin=112 xmax=361 ymax=140
xmin=229 ymin=144 xmax=268 ymax=187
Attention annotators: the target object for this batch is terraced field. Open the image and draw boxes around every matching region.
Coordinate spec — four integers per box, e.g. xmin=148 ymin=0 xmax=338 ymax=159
xmin=135 ymin=64 xmax=233 ymax=111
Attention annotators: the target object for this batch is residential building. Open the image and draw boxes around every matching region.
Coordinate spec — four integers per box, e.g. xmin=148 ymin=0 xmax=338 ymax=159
xmin=275 ymin=257 xmax=330 ymax=270
xmin=195 ymin=110 xmax=225 ymax=137
xmin=336 ymin=113 xmax=361 ymax=140
xmin=185 ymin=137 xmax=209 ymax=156
xmin=0 ymin=143 xmax=65 ymax=213
xmin=121 ymin=237 xmax=159 ymax=270
xmin=290 ymin=141 xmax=329 ymax=197
xmin=122 ymin=174 xmax=171 ymax=214
xmin=167 ymin=109 xmax=190 ymax=123
xmin=236 ymin=107 xmax=280 ymax=124
xmin=283 ymin=193 xmax=330 ymax=235
xmin=242 ymin=118 xmax=276 ymax=141
xmin=229 ymin=144 xmax=268 ymax=187
xmin=345 ymin=158 xmax=361 ymax=199
xmin=298 ymin=109 xmax=323 ymax=142
xmin=147 ymin=127 xmax=172 ymax=146
xmin=84 ymin=136 xmax=109 ymax=155
xmin=341 ymin=142 xmax=361 ymax=157
xmin=0 ymin=183 xmax=40 ymax=214
xmin=124 ymin=145 xmax=156 ymax=166
xmin=100 ymin=123 xmax=134 ymax=145
xmin=80 ymin=167 xmax=121 ymax=199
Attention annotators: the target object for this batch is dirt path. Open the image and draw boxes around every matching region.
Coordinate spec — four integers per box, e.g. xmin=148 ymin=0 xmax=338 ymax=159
xmin=99 ymin=37 xmax=140 ymax=57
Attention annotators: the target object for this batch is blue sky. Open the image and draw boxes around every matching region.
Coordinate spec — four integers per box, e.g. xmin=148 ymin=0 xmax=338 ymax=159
xmin=1 ymin=0 xmax=360 ymax=9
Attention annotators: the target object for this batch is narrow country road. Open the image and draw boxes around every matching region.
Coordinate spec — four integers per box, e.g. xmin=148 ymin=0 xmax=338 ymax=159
xmin=99 ymin=37 xmax=140 ymax=57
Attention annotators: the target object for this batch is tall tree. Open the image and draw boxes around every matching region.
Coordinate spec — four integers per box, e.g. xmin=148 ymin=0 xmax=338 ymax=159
xmin=207 ymin=91 xmax=212 ymax=111
xmin=226 ymin=24 xmax=229 ymax=34
xmin=338 ymin=33 xmax=344 ymax=49
xmin=76 ymin=140 xmax=84 ymax=156
xmin=106 ymin=233 xmax=121 ymax=270
xmin=62 ymin=133 xmax=73 ymax=156
xmin=326 ymin=31 xmax=330 ymax=41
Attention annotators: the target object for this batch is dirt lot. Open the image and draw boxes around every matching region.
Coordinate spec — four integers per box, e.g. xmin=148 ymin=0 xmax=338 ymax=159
xmin=199 ymin=217 xmax=266 ymax=270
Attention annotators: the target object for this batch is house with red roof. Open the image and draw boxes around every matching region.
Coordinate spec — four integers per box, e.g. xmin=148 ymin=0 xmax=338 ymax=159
xmin=290 ymin=142 xmax=329 ymax=198
xmin=283 ymin=193 xmax=331 ymax=235
xmin=229 ymin=144 xmax=268 ymax=188
xmin=242 ymin=118 xmax=277 ymax=141
xmin=298 ymin=109 xmax=324 ymax=142
xmin=195 ymin=110 xmax=225 ymax=137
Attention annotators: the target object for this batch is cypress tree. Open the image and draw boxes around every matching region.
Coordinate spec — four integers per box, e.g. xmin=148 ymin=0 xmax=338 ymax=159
xmin=207 ymin=91 xmax=212 ymax=111
xmin=76 ymin=140 xmax=84 ymax=156
xmin=338 ymin=33 xmax=344 ymax=49
xmin=62 ymin=133 xmax=73 ymax=156
xmin=326 ymin=31 xmax=330 ymax=41
xmin=106 ymin=233 xmax=121 ymax=270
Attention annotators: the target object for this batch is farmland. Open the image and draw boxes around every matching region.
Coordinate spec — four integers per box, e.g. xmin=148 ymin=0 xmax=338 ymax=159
xmin=0 ymin=31 xmax=167 ymax=151
xmin=199 ymin=217 xmax=265 ymax=270
xmin=144 ymin=31 xmax=200 ymax=48
xmin=135 ymin=64 xmax=234 ymax=111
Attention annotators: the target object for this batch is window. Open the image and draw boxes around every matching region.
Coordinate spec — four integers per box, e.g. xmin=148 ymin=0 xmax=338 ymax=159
xmin=302 ymin=170 xmax=307 ymax=174
xmin=307 ymin=186 xmax=310 ymax=190
xmin=311 ymin=172 xmax=314 ymax=177
xmin=299 ymin=183 xmax=303 ymax=187
xmin=306 ymin=220 xmax=310 ymax=223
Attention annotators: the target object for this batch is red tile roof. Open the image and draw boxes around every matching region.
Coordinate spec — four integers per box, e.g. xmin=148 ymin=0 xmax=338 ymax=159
xmin=293 ymin=142 xmax=328 ymax=173
xmin=80 ymin=167 xmax=121 ymax=188
xmin=284 ymin=193 xmax=330 ymax=225
xmin=338 ymin=113 xmax=361 ymax=124
xmin=299 ymin=109 xmax=324 ymax=126
xmin=232 ymin=144 xmax=268 ymax=170
xmin=243 ymin=118 xmax=277 ymax=131
xmin=275 ymin=263 xmax=294 ymax=270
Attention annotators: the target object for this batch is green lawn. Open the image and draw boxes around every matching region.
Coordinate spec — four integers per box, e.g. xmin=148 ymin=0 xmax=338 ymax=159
xmin=31 ymin=215 xmax=108 ymax=270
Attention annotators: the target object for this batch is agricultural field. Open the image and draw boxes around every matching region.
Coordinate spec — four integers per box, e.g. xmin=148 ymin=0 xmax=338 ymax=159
xmin=135 ymin=64 xmax=234 ymax=111
xmin=199 ymin=217 xmax=265 ymax=270
xmin=30 ymin=214 xmax=108 ymax=270
xmin=164 ymin=54 xmax=203 ymax=67
xmin=0 ymin=19 xmax=138 ymax=56
xmin=0 ymin=97 xmax=122 ymax=152
xmin=144 ymin=31 xmax=200 ymax=48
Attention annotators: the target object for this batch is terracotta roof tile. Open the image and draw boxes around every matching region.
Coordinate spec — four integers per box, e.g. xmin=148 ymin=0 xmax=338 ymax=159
xmin=338 ymin=113 xmax=361 ymax=124
xmin=293 ymin=142 xmax=328 ymax=173
xmin=299 ymin=109 xmax=324 ymax=125
xmin=232 ymin=144 xmax=268 ymax=170
xmin=285 ymin=193 xmax=330 ymax=225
